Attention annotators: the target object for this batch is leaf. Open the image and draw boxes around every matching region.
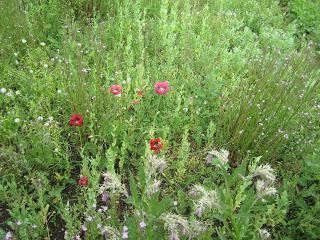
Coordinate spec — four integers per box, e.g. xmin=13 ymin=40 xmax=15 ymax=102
xmin=83 ymin=142 xmax=98 ymax=156
xmin=138 ymin=163 xmax=146 ymax=194
xmin=129 ymin=173 xmax=141 ymax=209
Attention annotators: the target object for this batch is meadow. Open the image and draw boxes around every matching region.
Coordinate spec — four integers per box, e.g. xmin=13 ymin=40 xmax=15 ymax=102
xmin=0 ymin=0 xmax=320 ymax=239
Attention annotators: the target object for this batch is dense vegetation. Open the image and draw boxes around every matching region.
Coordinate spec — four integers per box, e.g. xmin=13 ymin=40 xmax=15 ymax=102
xmin=0 ymin=0 xmax=319 ymax=239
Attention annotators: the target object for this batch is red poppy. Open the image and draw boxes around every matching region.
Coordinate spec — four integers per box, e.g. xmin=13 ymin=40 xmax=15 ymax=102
xmin=154 ymin=81 xmax=169 ymax=95
xmin=69 ymin=114 xmax=84 ymax=126
xmin=109 ymin=85 xmax=122 ymax=95
xmin=78 ymin=176 xmax=89 ymax=187
xmin=149 ymin=138 xmax=163 ymax=154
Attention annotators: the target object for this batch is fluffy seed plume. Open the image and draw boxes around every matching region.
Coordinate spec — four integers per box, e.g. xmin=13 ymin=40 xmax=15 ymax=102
xmin=161 ymin=213 xmax=205 ymax=239
xmin=253 ymin=164 xmax=276 ymax=183
xmin=99 ymin=172 xmax=128 ymax=197
xmin=255 ymin=180 xmax=277 ymax=200
xmin=206 ymin=149 xmax=229 ymax=166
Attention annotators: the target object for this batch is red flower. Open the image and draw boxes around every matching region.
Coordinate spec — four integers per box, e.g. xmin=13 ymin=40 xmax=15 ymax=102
xmin=69 ymin=114 xmax=84 ymax=126
xmin=149 ymin=138 xmax=163 ymax=154
xmin=109 ymin=85 xmax=122 ymax=95
xmin=154 ymin=81 xmax=169 ymax=95
xmin=78 ymin=176 xmax=89 ymax=187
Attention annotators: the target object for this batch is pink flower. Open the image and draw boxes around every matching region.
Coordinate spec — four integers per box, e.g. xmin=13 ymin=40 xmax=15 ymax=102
xmin=109 ymin=85 xmax=122 ymax=95
xmin=154 ymin=81 xmax=169 ymax=95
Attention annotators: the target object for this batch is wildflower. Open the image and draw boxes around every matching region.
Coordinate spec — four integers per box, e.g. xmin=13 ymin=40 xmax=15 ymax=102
xmin=161 ymin=213 xmax=205 ymax=239
xmin=258 ymin=228 xmax=271 ymax=240
xmin=189 ymin=185 xmax=220 ymax=217
xmin=40 ymin=42 xmax=46 ymax=46
xmin=86 ymin=216 xmax=94 ymax=222
xmin=69 ymin=114 xmax=84 ymax=126
xmin=122 ymin=226 xmax=129 ymax=239
xmin=139 ymin=221 xmax=147 ymax=229
xmin=101 ymin=191 xmax=109 ymax=202
xmin=109 ymin=85 xmax=122 ymax=95
xmin=147 ymin=155 xmax=167 ymax=175
xmin=57 ymin=89 xmax=62 ymax=94
xmin=6 ymin=92 xmax=12 ymax=97
xmin=255 ymin=180 xmax=277 ymax=200
xmin=44 ymin=64 xmax=48 ymax=68
xmin=15 ymin=90 xmax=21 ymax=95
xmin=99 ymin=172 xmax=128 ymax=197
xmin=16 ymin=220 xmax=22 ymax=226
xmin=73 ymin=235 xmax=81 ymax=240
xmin=21 ymin=39 xmax=27 ymax=43
xmin=31 ymin=224 xmax=37 ymax=228
xmin=206 ymin=149 xmax=229 ymax=166
xmin=101 ymin=226 xmax=119 ymax=239
xmin=149 ymin=138 xmax=163 ymax=154
xmin=0 ymin=87 xmax=6 ymax=93
xmin=253 ymin=164 xmax=276 ymax=183
xmin=81 ymin=225 xmax=87 ymax=232
xmin=154 ymin=81 xmax=170 ymax=95
xmin=146 ymin=179 xmax=162 ymax=196
xmin=37 ymin=116 xmax=44 ymax=121
xmin=14 ymin=118 xmax=20 ymax=123
xmin=78 ymin=176 xmax=89 ymax=187
xmin=5 ymin=232 xmax=12 ymax=240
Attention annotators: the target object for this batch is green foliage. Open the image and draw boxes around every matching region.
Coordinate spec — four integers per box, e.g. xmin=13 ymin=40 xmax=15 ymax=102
xmin=0 ymin=0 xmax=319 ymax=239
xmin=282 ymin=0 xmax=320 ymax=45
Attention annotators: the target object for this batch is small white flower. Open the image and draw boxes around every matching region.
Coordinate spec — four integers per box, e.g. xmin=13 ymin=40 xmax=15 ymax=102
xmin=14 ymin=52 xmax=18 ymax=56
xmin=44 ymin=64 xmax=48 ymax=68
xmin=1 ymin=88 xmax=7 ymax=93
xmin=183 ymin=107 xmax=188 ymax=112
xmin=5 ymin=92 xmax=12 ymax=97
xmin=37 ymin=116 xmax=44 ymax=121
xmin=5 ymin=231 xmax=12 ymax=240
xmin=57 ymin=89 xmax=62 ymax=94
xmin=16 ymin=220 xmax=22 ymax=225
xmin=81 ymin=225 xmax=87 ymax=231
xmin=139 ymin=221 xmax=147 ymax=229
xmin=40 ymin=42 xmax=46 ymax=46
xmin=48 ymin=116 xmax=54 ymax=121
xmin=14 ymin=118 xmax=20 ymax=123
xmin=15 ymin=90 xmax=21 ymax=95
xmin=21 ymin=39 xmax=27 ymax=43
xmin=258 ymin=228 xmax=271 ymax=240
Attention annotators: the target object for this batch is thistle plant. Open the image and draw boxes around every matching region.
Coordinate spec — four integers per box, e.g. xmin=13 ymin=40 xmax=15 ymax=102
xmin=192 ymin=149 xmax=280 ymax=239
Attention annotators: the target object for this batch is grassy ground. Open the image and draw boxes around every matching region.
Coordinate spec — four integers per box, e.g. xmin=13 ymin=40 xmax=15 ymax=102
xmin=0 ymin=0 xmax=319 ymax=239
